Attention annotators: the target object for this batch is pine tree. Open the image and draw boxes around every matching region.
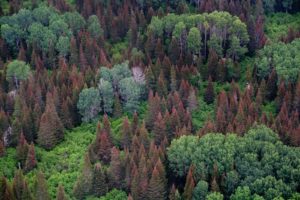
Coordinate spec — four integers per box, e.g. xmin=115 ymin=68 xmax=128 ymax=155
xmin=56 ymin=184 xmax=67 ymax=200
xmin=0 ymin=139 xmax=4 ymax=157
xmin=98 ymin=130 xmax=113 ymax=164
xmin=24 ymin=143 xmax=37 ymax=173
xmin=93 ymin=163 xmax=107 ymax=197
xmin=38 ymin=92 xmax=64 ymax=150
xmin=188 ymin=87 xmax=198 ymax=111
xmin=183 ymin=165 xmax=195 ymax=200
xmin=204 ymin=76 xmax=215 ymax=104
xmin=13 ymin=169 xmax=31 ymax=200
xmin=73 ymin=154 xmax=93 ymax=199
xmin=16 ymin=132 xmax=28 ymax=168
xmin=153 ymin=112 xmax=167 ymax=146
xmin=0 ymin=176 xmax=14 ymax=200
xmin=35 ymin=171 xmax=50 ymax=200
xmin=121 ymin=117 xmax=132 ymax=149
xmin=146 ymin=166 xmax=166 ymax=200
xmin=113 ymin=93 xmax=122 ymax=118
xmin=109 ymin=147 xmax=122 ymax=189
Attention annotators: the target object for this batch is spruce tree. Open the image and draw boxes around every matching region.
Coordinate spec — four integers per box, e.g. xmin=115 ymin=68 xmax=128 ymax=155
xmin=204 ymin=76 xmax=215 ymax=104
xmin=24 ymin=143 xmax=37 ymax=173
xmin=146 ymin=166 xmax=166 ymax=200
xmin=153 ymin=112 xmax=167 ymax=146
xmin=35 ymin=171 xmax=50 ymax=200
xmin=73 ymin=154 xmax=93 ymax=199
xmin=109 ymin=147 xmax=122 ymax=189
xmin=121 ymin=117 xmax=131 ymax=149
xmin=93 ymin=163 xmax=107 ymax=197
xmin=38 ymin=92 xmax=64 ymax=150
xmin=183 ymin=165 xmax=195 ymax=200
xmin=56 ymin=184 xmax=67 ymax=200
xmin=16 ymin=132 xmax=28 ymax=168
xmin=0 ymin=176 xmax=14 ymax=200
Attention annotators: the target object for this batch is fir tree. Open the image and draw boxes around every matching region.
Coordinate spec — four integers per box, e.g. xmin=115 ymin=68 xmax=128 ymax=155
xmin=146 ymin=166 xmax=166 ymax=200
xmin=93 ymin=163 xmax=107 ymax=197
xmin=183 ymin=165 xmax=195 ymax=200
xmin=35 ymin=171 xmax=50 ymax=200
xmin=204 ymin=76 xmax=215 ymax=104
xmin=24 ymin=143 xmax=37 ymax=173
xmin=153 ymin=112 xmax=167 ymax=146
xmin=121 ymin=117 xmax=132 ymax=149
xmin=38 ymin=93 xmax=64 ymax=150
xmin=73 ymin=154 xmax=93 ymax=199
xmin=109 ymin=147 xmax=122 ymax=189
xmin=56 ymin=184 xmax=67 ymax=200
xmin=0 ymin=176 xmax=14 ymax=200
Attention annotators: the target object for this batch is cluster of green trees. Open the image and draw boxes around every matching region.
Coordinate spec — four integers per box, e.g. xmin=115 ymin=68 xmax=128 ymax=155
xmin=0 ymin=6 xmax=102 ymax=58
xmin=147 ymin=11 xmax=249 ymax=60
xmin=77 ymin=62 xmax=145 ymax=122
xmin=167 ymin=125 xmax=300 ymax=200
xmin=256 ymin=38 xmax=300 ymax=83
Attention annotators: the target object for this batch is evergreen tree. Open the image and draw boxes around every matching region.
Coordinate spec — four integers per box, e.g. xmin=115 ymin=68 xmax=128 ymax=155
xmin=73 ymin=154 xmax=93 ymax=199
xmin=93 ymin=163 xmax=107 ymax=197
xmin=153 ymin=112 xmax=167 ymax=146
xmin=146 ymin=166 xmax=166 ymax=200
xmin=38 ymin=92 xmax=64 ymax=150
xmin=121 ymin=117 xmax=132 ymax=149
xmin=56 ymin=184 xmax=67 ymax=200
xmin=183 ymin=165 xmax=195 ymax=200
xmin=24 ymin=143 xmax=37 ymax=173
xmin=16 ymin=132 xmax=28 ymax=168
xmin=35 ymin=171 xmax=50 ymax=200
xmin=109 ymin=147 xmax=122 ymax=189
xmin=204 ymin=77 xmax=215 ymax=104
xmin=0 ymin=176 xmax=14 ymax=200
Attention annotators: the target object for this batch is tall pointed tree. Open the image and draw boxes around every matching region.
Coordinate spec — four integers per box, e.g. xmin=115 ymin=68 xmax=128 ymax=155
xmin=38 ymin=92 xmax=64 ymax=150
xmin=24 ymin=143 xmax=37 ymax=173
xmin=93 ymin=163 xmax=107 ymax=197
xmin=204 ymin=76 xmax=215 ymax=104
xmin=183 ymin=165 xmax=195 ymax=200
xmin=35 ymin=171 xmax=50 ymax=200
xmin=146 ymin=166 xmax=166 ymax=200
xmin=56 ymin=184 xmax=67 ymax=200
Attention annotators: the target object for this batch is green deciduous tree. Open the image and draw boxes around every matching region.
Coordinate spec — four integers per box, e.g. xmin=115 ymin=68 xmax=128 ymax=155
xmin=6 ymin=60 xmax=31 ymax=89
xmin=77 ymin=87 xmax=101 ymax=122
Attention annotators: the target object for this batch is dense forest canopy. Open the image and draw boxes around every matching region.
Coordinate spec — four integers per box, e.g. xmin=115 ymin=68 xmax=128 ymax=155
xmin=0 ymin=0 xmax=300 ymax=199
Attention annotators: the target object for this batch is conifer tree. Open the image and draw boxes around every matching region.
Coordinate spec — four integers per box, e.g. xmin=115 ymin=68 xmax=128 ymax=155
xmin=73 ymin=154 xmax=93 ymax=199
xmin=56 ymin=184 xmax=67 ymax=200
xmin=16 ymin=132 xmax=28 ymax=168
xmin=38 ymin=92 xmax=64 ymax=150
xmin=146 ymin=166 xmax=166 ymax=200
xmin=121 ymin=117 xmax=132 ymax=149
xmin=24 ymin=143 xmax=37 ymax=173
xmin=153 ymin=113 xmax=166 ymax=147
xmin=93 ymin=163 xmax=107 ymax=197
xmin=131 ymin=111 xmax=139 ymax=134
xmin=0 ymin=139 xmax=4 ymax=157
xmin=188 ymin=87 xmax=198 ymax=111
xmin=204 ymin=76 xmax=215 ymax=104
xmin=183 ymin=165 xmax=195 ymax=200
xmin=0 ymin=176 xmax=14 ymax=200
xmin=13 ymin=169 xmax=31 ymax=200
xmin=35 ymin=171 xmax=50 ymax=200
xmin=113 ymin=93 xmax=122 ymax=118
xmin=109 ymin=147 xmax=122 ymax=189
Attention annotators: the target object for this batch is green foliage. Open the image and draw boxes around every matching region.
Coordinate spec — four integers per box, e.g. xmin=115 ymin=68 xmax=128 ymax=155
xmin=6 ymin=60 xmax=31 ymax=87
xmin=206 ymin=192 xmax=224 ymax=200
xmin=77 ymin=88 xmax=102 ymax=122
xmin=99 ymin=79 xmax=114 ymax=114
xmin=147 ymin=11 xmax=249 ymax=59
xmin=256 ymin=39 xmax=300 ymax=83
xmin=265 ymin=13 xmax=300 ymax=41
xmin=87 ymin=15 xmax=103 ymax=40
xmin=167 ymin=125 xmax=300 ymax=199
xmin=56 ymin=36 xmax=70 ymax=57
xmin=192 ymin=180 xmax=208 ymax=200
xmin=99 ymin=189 xmax=127 ymax=200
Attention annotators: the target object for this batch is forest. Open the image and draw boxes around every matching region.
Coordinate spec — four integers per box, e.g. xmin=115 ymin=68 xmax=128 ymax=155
xmin=0 ymin=0 xmax=300 ymax=199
